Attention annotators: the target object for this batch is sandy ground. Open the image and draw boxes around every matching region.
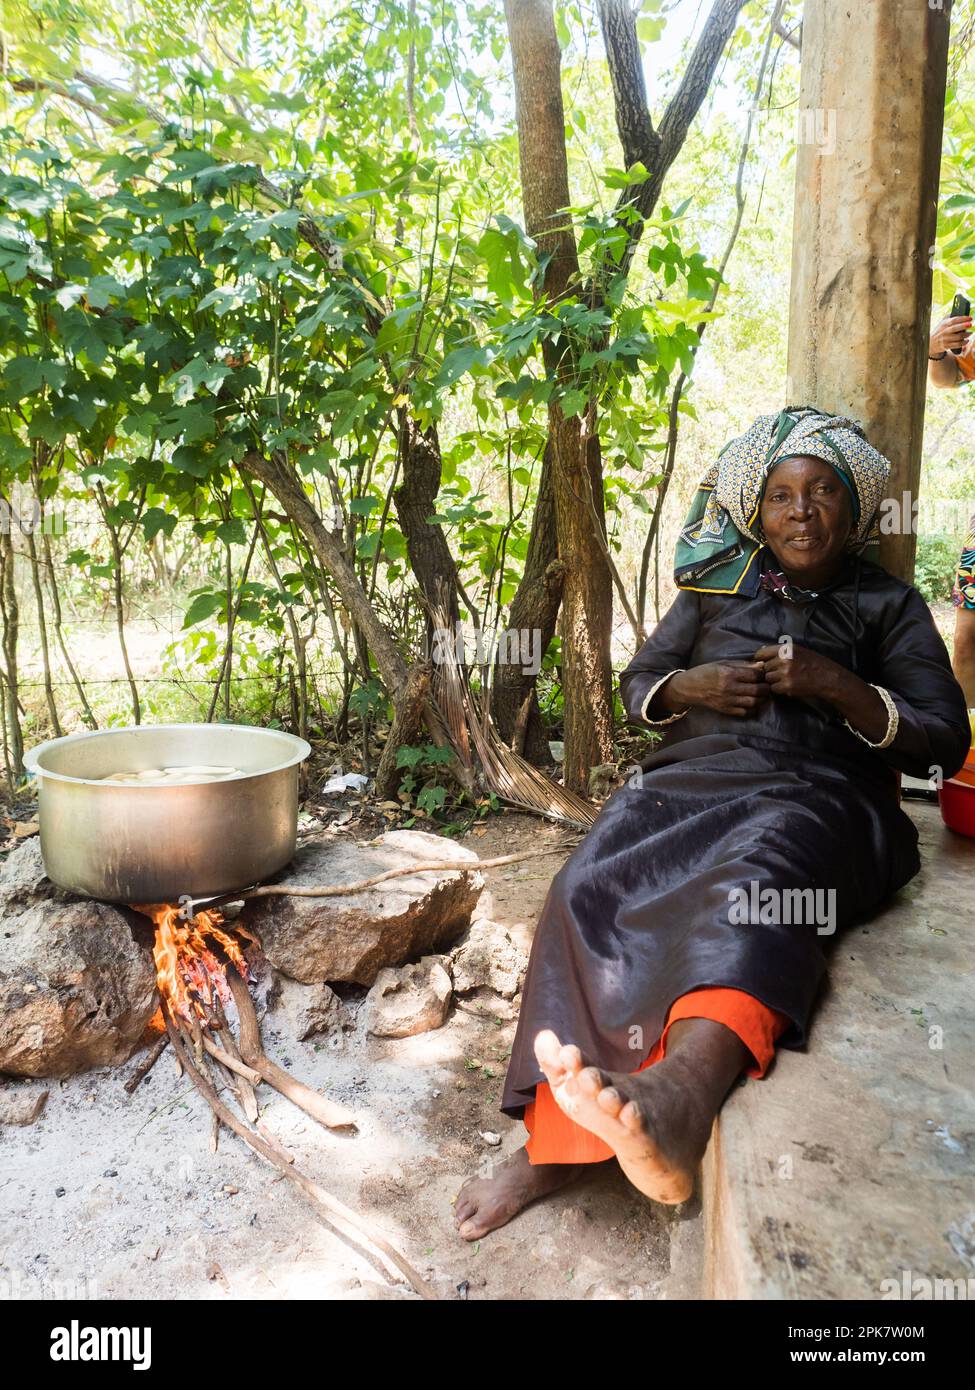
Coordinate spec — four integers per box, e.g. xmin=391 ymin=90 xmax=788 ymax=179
xmin=0 ymin=814 xmax=698 ymax=1302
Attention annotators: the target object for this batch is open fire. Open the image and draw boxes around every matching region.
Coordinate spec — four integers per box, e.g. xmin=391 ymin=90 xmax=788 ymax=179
xmin=141 ymin=902 xmax=248 ymax=1023
xmin=123 ymin=900 xmax=432 ymax=1297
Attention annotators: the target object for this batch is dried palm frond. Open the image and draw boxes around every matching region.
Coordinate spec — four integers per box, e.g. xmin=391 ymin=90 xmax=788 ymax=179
xmin=427 ymin=597 xmax=597 ymax=829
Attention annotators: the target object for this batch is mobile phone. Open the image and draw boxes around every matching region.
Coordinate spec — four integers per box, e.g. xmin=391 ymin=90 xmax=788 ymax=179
xmin=950 ymin=293 xmax=971 ymax=354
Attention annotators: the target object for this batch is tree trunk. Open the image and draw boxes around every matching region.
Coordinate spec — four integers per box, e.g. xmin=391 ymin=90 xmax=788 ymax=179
xmin=491 ymin=439 xmax=563 ymax=765
xmin=242 ymin=451 xmax=409 ymax=693
xmin=393 ymin=410 xmax=462 ymax=638
xmin=785 ymin=0 xmax=951 ymax=582
xmin=0 ymin=516 xmax=24 ymax=779
xmin=600 ymin=0 xmax=750 ymax=271
xmin=25 ymin=524 xmax=61 ymax=737
xmin=373 ymin=659 xmax=432 ymax=799
xmin=504 ymin=0 xmax=615 ymax=790
xmin=42 ymin=531 xmax=97 ymax=729
xmin=551 ymin=408 xmax=615 ymax=789
xmin=500 ymin=0 xmax=749 ymax=784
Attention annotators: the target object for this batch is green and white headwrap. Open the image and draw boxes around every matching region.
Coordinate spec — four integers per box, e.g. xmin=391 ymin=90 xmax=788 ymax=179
xmin=674 ymin=406 xmax=891 ymax=593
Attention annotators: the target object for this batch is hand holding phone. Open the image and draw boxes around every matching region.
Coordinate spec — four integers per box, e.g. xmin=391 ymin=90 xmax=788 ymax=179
xmin=950 ymin=294 xmax=972 ymax=354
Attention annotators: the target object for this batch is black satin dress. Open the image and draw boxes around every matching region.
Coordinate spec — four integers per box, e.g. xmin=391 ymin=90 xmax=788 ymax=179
xmin=500 ymin=556 xmax=970 ymax=1120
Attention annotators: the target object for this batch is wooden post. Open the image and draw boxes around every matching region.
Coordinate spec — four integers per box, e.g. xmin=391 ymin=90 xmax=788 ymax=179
xmin=786 ymin=0 xmax=953 ymax=581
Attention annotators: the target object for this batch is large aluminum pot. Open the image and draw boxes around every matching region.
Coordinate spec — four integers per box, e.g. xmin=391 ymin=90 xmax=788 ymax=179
xmin=24 ymin=723 xmax=311 ymax=903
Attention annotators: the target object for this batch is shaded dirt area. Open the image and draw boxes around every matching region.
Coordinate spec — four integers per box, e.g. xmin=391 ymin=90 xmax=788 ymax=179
xmin=0 ymin=812 xmax=696 ymax=1301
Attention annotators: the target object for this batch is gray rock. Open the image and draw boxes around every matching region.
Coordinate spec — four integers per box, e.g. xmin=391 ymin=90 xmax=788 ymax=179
xmin=270 ymin=975 xmax=351 ymax=1041
xmin=365 ymin=956 xmax=453 ymax=1038
xmin=0 ymin=1084 xmax=49 ymax=1125
xmin=449 ymin=917 xmax=528 ymax=1000
xmin=243 ymin=830 xmax=484 ymax=985
xmin=0 ymin=835 xmax=67 ymax=906
xmin=0 ymin=837 xmax=157 ymax=1078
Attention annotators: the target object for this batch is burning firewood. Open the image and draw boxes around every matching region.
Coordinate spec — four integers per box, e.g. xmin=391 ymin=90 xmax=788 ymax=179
xmin=123 ymin=1034 xmax=170 ymax=1094
xmin=226 ymin=970 xmax=355 ymax=1131
xmin=200 ymin=1036 xmax=261 ymax=1087
xmin=210 ymin=998 xmax=260 ymax=1123
xmin=160 ymin=1002 xmax=434 ymax=1299
xmin=124 ymin=899 xmax=431 ymax=1296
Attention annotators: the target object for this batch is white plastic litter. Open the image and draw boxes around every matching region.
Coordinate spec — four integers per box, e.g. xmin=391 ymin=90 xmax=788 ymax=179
xmin=323 ymin=772 xmax=370 ymax=794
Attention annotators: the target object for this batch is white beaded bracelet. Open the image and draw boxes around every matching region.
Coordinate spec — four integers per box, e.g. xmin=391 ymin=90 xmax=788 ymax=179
xmin=639 ymin=669 xmax=689 ymax=726
xmin=845 ymin=683 xmax=899 ymax=750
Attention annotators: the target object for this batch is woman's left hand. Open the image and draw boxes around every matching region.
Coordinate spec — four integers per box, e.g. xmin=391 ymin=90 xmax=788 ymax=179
xmin=753 ymin=642 xmax=891 ymax=744
xmin=752 ymin=642 xmax=846 ymax=702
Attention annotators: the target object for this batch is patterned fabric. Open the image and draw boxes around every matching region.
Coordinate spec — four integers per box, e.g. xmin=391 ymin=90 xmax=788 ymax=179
xmin=952 ymin=511 xmax=975 ymax=610
xmin=757 ymin=563 xmax=819 ymax=604
xmin=674 ymin=405 xmax=892 ymax=594
xmin=953 ymin=342 xmax=975 ymax=383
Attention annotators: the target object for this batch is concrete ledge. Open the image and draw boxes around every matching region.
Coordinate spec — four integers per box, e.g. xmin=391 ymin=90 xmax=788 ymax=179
xmin=701 ymin=803 xmax=975 ymax=1299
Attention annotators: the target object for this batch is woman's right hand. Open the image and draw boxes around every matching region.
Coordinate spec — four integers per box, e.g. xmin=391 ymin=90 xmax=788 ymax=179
xmin=662 ymin=662 xmax=770 ymax=717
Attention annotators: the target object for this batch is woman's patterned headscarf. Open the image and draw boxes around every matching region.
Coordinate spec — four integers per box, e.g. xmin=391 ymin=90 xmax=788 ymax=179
xmin=674 ymin=406 xmax=891 ymax=593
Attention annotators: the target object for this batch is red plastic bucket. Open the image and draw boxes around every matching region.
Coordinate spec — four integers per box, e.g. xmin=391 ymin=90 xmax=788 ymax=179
xmin=940 ymin=747 xmax=975 ymax=837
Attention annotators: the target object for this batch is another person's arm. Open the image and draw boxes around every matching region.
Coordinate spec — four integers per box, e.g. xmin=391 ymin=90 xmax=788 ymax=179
xmin=928 ymin=314 xmax=972 ymax=388
xmin=953 ymin=607 xmax=975 ymax=708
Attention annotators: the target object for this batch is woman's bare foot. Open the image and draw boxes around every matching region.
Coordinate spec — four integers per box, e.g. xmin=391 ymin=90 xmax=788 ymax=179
xmin=533 ymin=1027 xmax=738 ymax=1205
xmin=453 ymin=1145 xmax=587 ymax=1241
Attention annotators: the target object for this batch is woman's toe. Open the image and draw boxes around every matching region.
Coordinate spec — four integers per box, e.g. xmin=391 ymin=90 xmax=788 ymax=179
xmin=596 ymin=1085 xmax=625 ymax=1117
xmin=534 ymin=1029 xmax=565 ymax=1082
xmin=619 ymin=1099 xmax=645 ymax=1134
xmin=552 ymin=1072 xmax=581 ymax=1115
xmin=576 ymin=1066 xmax=604 ymax=1097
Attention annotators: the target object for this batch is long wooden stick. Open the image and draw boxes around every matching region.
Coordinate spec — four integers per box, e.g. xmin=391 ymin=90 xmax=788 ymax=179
xmin=200 ymin=843 xmax=575 ymax=911
xmin=123 ymin=1034 xmax=169 ymax=1094
xmin=218 ymin=1032 xmax=260 ymax=1122
xmin=227 ymin=970 xmax=356 ymax=1131
xmin=255 ymin=1119 xmax=294 ymax=1164
xmin=208 ymin=997 xmax=260 ymax=1122
xmin=161 ymin=1005 xmax=434 ymax=1300
xmin=202 ymin=1035 xmax=262 ymax=1087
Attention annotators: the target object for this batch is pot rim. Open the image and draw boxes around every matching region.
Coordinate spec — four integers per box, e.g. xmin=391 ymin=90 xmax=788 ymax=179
xmin=24 ymin=722 xmax=312 ymax=788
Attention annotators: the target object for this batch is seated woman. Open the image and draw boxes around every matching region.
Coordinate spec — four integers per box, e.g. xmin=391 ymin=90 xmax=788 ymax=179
xmin=454 ymin=406 xmax=971 ymax=1241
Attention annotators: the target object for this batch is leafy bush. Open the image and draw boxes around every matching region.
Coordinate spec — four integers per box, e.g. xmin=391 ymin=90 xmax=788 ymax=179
xmin=914 ymin=534 xmax=959 ymax=604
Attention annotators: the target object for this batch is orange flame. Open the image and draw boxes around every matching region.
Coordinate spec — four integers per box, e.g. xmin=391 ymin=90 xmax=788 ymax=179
xmin=136 ymin=903 xmax=248 ymax=1024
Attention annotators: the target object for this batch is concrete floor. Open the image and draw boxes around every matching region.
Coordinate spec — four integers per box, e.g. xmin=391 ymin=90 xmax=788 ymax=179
xmin=702 ymin=802 xmax=975 ymax=1300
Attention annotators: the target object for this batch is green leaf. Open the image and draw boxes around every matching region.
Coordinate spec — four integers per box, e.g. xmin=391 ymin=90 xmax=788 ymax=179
xmin=215 ymin=518 xmax=248 ymax=546
xmin=142 ymin=507 xmax=178 ymax=541
xmin=396 ymin=745 xmax=427 ymax=768
xmin=293 ymin=292 xmax=347 ymax=338
xmin=170 ymin=445 xmax=212 ymax=478
xmin=436 ymin=344 xmax=488 ymax=387
xmin=560 ymin=388 xmax=588 ymax=418
xmin=416 ymin=784 xmax=447 ymax=814
xmin=182 ymin=590 xmax=224 ymax=628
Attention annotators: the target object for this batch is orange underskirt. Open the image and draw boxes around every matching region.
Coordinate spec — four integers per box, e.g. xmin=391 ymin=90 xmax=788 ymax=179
xmin=523 ymin=987 xmax=790 ymax=1166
